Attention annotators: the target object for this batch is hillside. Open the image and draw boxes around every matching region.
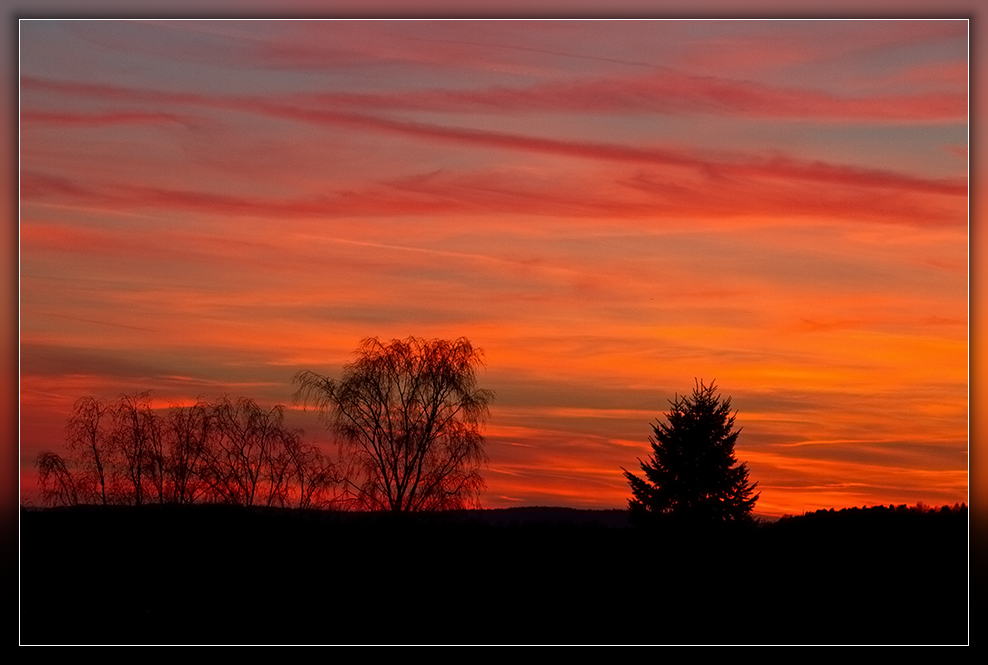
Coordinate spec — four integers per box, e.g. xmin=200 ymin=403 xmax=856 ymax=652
xmin=19 ymin=503 xmax=967 ymax=645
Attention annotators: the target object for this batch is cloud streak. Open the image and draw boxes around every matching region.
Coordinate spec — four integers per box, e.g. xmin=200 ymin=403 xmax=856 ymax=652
xmin=22 ymin=76 xmax=967 ymax=199
xmin=20 ymin=110 xmax=194 ymax=127
xmin=290 ymin=70 xmax=966 ymax=121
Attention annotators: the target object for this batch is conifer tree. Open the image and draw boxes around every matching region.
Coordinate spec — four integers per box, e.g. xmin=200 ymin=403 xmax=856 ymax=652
xmin=624 ymin=380 xmax=759 ymax=525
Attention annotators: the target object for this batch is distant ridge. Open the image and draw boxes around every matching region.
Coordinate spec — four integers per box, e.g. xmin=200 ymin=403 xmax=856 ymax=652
xmin=472 ymin=506 xmax=631 ymax=528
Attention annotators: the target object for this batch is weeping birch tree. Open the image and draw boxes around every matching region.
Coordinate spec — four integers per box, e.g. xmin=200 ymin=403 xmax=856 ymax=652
xmin=293 ymin=337 xmax=494 ymax=513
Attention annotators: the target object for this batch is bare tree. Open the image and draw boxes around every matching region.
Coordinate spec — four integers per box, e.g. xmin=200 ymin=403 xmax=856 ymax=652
xmin=281 ymin=436 xmax=339 ymax=509
xmin=163 ymin=400 xmax=214 ymax=504
xmin=203 ymin=396 xmax=302 ymax=507
xmin=36 ymin=451 xmax=79 ymax=507
xmin=65 ymin=396 xmax=113 ymax=505
xmin=38 ymin=391 xmax=341 ymax=510
xmin=110 ymin=391 xmax=162 ymax=506
xmin=293 ymin=337 xmax=494 ymax=513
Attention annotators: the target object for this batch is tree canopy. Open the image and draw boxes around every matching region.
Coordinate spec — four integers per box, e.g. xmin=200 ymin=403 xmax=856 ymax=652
xmin=624 ymin=380 xmax=759 ymax=526
xmin=293 ymin=336 xmax=494 ymax=513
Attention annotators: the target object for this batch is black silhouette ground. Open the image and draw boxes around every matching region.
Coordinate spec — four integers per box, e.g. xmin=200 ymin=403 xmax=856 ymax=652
xmin=19 ymin=504 xmax=967 ymax=645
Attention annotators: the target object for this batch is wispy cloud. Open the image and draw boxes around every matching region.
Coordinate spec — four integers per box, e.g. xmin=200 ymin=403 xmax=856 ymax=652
xmin=23 ymin=76 xmax=967 ymax=198
xmin=288 ymin=70 xmax=966 ymax=121
xmin=20 ymin=110 xmax=194 ymax=127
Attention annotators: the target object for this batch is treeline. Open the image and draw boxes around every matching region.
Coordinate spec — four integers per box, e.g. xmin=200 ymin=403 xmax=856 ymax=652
xmin=36 ymin=391 xmax=341 ymax=509
xmin=776 ymin=502 xmax=968 ymax=524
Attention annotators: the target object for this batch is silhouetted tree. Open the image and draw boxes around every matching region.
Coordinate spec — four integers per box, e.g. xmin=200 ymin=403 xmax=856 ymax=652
xmin=65 ymin=396 xmax=113 ymax=504
xmin=110 ymin=391 xmax=162 ymax=506
xmin=35 ymin=451 xmax=79 ymax=507
xmin=201 ymin=396 xmax=301 ymax=507
xmin=293 ymin=337 xmax=494 ymax=513
xmin=624 ymin=380 xmax=759 ymax=526
xmin=163 ymin=400 xmax=214 ymax=504
xmin=37 ymin=391 xmax=339 ymax=509
xmin=280 ymin=435 xmax=340 ymax=509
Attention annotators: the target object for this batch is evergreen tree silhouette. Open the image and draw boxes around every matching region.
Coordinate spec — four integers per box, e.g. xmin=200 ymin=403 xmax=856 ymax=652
xmin=624 ymin=380 xmax=759 ymax=525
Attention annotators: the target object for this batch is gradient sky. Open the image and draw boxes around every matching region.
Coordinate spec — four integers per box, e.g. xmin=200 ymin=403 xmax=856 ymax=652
xmin=18 ymin=19 xmax=968 ymax=517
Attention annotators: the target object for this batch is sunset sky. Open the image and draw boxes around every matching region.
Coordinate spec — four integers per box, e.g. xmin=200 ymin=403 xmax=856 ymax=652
xmin=18 ymin=19 xmax=968 ymax=517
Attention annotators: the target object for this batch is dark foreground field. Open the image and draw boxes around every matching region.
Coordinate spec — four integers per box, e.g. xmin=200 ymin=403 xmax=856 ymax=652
xmin=19 ymin=504 xmax=968 ymax=645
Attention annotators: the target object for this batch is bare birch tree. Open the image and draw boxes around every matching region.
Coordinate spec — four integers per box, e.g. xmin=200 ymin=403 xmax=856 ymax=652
xmin=204 ymin=396 xmax=301 ymax=507
xmin=36 ymin=451 xmax=79 ymax=507
xmin=110 ymin=391 xmax=162 ymax=506
xmin=163 ymin=400 xmax=214 ymax=504
xmin=65 ymin=396 xmax=113 ymax=504
xmin=38 ymin=392 xmax=340 ymax=509
xmin=293 ymin=337 xmax=494 ymax=513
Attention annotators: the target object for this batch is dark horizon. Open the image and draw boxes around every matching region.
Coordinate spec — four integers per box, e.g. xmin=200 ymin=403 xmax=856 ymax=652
xmin=19 ymin=500 xmax=969 ymax=645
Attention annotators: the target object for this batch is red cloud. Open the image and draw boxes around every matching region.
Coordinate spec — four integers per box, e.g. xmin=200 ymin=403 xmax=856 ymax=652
xmin=20 ymin=110 xmax=193 ymax=127
xmin=20 ymin=162 xmax=964 ymax=229
xmin=22 ymin=76 xmax=966 ymax=199
xmin=289 ymin=69 xmax=966 ymax=122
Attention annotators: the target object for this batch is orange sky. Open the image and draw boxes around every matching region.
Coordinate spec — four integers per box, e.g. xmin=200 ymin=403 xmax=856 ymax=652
xmin=18 ymin=19 xmax=968 ymax=517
